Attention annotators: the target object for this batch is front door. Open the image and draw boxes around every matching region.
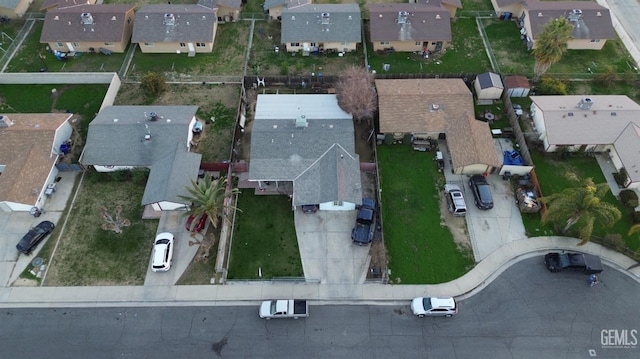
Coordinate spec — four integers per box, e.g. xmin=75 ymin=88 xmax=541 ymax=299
xmin=65 ymin=42 xmax=75 ymax=52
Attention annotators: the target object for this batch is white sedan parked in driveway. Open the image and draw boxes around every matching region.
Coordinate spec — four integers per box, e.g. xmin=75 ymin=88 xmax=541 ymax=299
xmin=151 ymin=232 xmax=174 ymax=272
xmin=411 ymin=297 xmax=458 ymax=317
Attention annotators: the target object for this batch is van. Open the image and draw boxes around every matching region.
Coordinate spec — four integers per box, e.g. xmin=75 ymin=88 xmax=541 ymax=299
xmin=444 ymin=184 xmax=467 ymax=216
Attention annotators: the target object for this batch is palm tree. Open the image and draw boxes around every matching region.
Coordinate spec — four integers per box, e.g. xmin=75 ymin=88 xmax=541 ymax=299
xmin=539 ymin=176 xmax=621 ymax=245
xmin=532 ymin=17 xmax=574 ymax=82
xmin=178 ymin=175 xmax=241 ymax=232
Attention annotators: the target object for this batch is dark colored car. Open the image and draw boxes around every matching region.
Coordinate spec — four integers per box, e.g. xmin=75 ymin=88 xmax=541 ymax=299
xmin=16 ymin=221 xmax=55 ymax=255
xmin=301 ymin=204 xmax=319 ymax=213
xmin=544 ymin=252 xmax=604 ymax=275
xmin=185 ymin=213 xmax=208 ymax=232
xmin=469 ymin=175 xmax=494 ymax=210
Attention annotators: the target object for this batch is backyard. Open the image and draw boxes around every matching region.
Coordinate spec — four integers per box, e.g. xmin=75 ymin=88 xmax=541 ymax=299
xmin=227 ymin=193 xmax=302 ymax=279
xmin=377 ymin=145 xmax=475 ymax=284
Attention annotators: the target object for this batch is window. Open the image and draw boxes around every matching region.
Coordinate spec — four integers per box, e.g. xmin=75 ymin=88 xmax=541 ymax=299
xmin=379 ymin=41 xmax=389 ymax=46
xmin=104 ymin=42 xmax=114 ymax=47
xmin=415 ymin=41 xmax=421 ymax=46
xmin=127 ymin=17 xmax=132 ymax=25
xmin=144 ymin=43 xmax=154 ymax=47
xmin=310 ymin=43 xmax=316 ymax=47
xmin=196 ymin=43 xmax=206 ymax=48
xmin=73 ymin=42 xmax=80 ymax=47
xmin=55 ymin=42 xmax=63 ymax=47
xmin=290 ymin=42 xmax=300 ymax=47
xmin=333 ymin=201 xmax=343 ymax=206
xmin=180 ymin=42 xmax=186 ymax=47
xmin=432 ymin=42 xmax=437 ymax=45
xmin=591 ymin=39 xmax=601 ymax=43
xmin=341 ymin=42 xmax=348 ymax=46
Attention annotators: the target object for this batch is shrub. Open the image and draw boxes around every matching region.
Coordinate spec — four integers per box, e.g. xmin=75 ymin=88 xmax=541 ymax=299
xmin=536 ymin=77 xmax=567 ymax=95
xmin=384 ymin=133 xmax=394 ymax=145
xmin=141 ymin=72 xmax=167 ymax=96
xmin=592 ymin=66 xmax=620 ymax=89
xmin=110 ymin=170 xmax=131 ymax=182
xmin=631 ymin=211 xmax=640 ymax=224
xmin=619 ymin=189 xmax=638 ymax=208
xmin=613 ymin=167 xmax=629 ymax=187
xmin=132 ymin=168 xmax=150 ymax=185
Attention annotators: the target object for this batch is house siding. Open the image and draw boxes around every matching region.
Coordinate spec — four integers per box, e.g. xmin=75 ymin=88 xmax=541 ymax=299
xmin=138 ymin=41 xmax=214 ymax=54
xmin=372 ymin=40 xmax=448 ymax=52
xmin=0 ymin=0 xmax=31 ymax=18
xmin=287 ymin=41 xmax=357 ymax=53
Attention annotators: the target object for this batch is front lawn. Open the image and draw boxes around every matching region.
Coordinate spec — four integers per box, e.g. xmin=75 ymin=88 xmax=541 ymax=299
xmin=43 ymin=171 xmax=159 ymax=286
xmin=377 ymin=145 xmax=475 ymax=284
xmin=524 ymin=150 xmax=640 ymax=252
xmin=227 ymin=193 xmax=302 ymax=279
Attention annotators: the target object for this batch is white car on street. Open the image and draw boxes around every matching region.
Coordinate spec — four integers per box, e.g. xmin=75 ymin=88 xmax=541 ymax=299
xmin=411 ymin=297 xmax=458 ymax=317
xmin=151 ymin=232 xmax=174 ymax=272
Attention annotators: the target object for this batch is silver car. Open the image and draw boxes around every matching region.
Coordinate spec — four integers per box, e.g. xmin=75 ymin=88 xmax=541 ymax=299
xmin=151 ymin=232 xmax=174 ymax=272
xmin=411 ymin=297 xmax=458 ymax=318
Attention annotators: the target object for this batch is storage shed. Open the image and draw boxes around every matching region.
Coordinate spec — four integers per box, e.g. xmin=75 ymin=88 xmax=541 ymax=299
xmin=474 ymin=72 xmax=504 ymax=100
xmin=504 ymin=76 xmax=530 ymax=97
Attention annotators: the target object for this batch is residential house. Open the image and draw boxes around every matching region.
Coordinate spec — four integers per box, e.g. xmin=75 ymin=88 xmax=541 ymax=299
xmin=417 ymin=0 xmax=462 ymax=18
xmin=79 ymin=106 xmax=202 ymax=211
xmin=368 ymin=3 xmax=452 ymax=53
xmin=263 ymin=0 xmax=311 ymax=21
xmin=0 ymin=0 xmax=31 ymax=18
xmin=40 ymin=0 xmax=96 ymax=12
xmin=491 ymin=0 xmax=615 ymax=50
xmin=474 ymin=72 xmax=504 ymax=100
xmin=0 ymin=113 xmax=74 ymax=212
xmin=530 ymin=95 xmax=640 ymax=188
xmin=376 ymin=79 xmax=501 ymax=175
xmin=248 ymin=94 xmax=362 ymax=210
xmin=133 ymin=5 xmax=218 ymax=56
xmin=281 ymin=4 xmax=361 ymax=54
xmin=41 ymin=4 xmax=136 ymax=53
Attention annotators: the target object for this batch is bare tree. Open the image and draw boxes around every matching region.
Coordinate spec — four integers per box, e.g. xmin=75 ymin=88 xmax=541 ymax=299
xmin=335 ymin=66 xmax=377 ymax=124
xmin=100 ymin=205 xmax=131 ymax=234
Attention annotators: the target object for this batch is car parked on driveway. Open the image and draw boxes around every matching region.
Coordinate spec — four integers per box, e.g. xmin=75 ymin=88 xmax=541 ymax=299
xmin=185 ymin=213 xmax=208 ymax=232
xmin=411 ymin=296 xmax=458 ymax=317
xmin=445 ymin=184 xmax=467 ymax=216
xmin=469 ymin=174 xmax=494 ymax=210
xmin=301 ymin=204 xmax=319 ymax=214
xmin=151 ymin=232 xmax=174 ymax=272
xmin=16 ymin=220 xmax=55 ymax=255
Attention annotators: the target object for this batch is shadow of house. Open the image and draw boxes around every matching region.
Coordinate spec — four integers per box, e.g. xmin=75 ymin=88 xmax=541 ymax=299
xmin=79 ymin=106 xmax=202 ymax=212
xmin=248 ymin=94 xmax=362 ymax=210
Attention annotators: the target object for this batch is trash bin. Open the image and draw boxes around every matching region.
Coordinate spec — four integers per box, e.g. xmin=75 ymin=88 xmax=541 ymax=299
xmin=503 ymin=171 xmax=512 ymax=180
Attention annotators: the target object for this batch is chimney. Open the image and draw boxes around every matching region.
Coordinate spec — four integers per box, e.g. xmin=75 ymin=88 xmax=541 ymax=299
xmin=577 ymin=97 xmax=593 ymax=110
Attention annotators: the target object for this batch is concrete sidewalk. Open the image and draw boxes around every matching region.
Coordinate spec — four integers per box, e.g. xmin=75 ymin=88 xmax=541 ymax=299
xmin=1 ymin=236 xmax=637 ymax=308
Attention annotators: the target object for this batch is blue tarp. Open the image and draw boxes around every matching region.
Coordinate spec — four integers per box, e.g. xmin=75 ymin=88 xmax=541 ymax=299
xmin=504 ymin=150 xmax=525 ymax=166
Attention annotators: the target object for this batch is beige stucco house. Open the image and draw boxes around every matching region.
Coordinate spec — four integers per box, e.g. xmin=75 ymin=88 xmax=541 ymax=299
xmin=40 ymin=4 xmax=136 ymax=53
xmin=133 ymin=5 xmax=218 ymax=56
xmin=0 ymin=0 xmax=31 ymax=18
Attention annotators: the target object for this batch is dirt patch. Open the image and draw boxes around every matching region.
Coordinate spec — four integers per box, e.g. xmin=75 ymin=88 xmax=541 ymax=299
xmin=438 ymin=192 xmax=472 ymax=250
xmin=12 ymin=278 xmax=38 ymax=287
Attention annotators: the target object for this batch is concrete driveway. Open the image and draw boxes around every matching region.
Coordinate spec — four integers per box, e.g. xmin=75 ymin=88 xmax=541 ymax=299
xmin=294 ymin=209 xmax=370 ymax=285
xmin=143 ymin=211 xmax=200 ymax=286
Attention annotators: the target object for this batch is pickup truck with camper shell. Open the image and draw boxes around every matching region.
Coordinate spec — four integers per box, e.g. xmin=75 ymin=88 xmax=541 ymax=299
xmin=351 ymin=198 xmax=376 ymax=245
xmin=259 ymin=300 xmax=309 ymax=319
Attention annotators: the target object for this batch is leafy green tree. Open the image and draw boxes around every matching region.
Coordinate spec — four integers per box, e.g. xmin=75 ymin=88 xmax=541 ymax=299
xmin=141 ymin=72 xmax=167 ymax=96
xmin=532 ymin=17 xmax=574 ymax=82
xmin=539 ymin=174 xmax=621 ymax=245
xmin=178 ymin=175 xmax=240 ymax=231
xmin=536 ymin=76 xmax=568 ymax=95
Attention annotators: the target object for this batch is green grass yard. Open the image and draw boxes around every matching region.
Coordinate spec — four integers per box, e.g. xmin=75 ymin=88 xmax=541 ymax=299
xmin=377 ymin=145 xmax=475 ymax=284
xmin=227 ymin=193 xmax=302 ymax=279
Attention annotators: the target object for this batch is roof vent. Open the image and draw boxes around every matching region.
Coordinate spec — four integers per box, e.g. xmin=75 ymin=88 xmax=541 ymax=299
xmin=0 ymin=115 xmax=14 ymax=128
xmin=164 ymin=13 xmax=176 ymax=25
xmin=577 ymin=97 xmax=593 ymax=110
xmin=435 ymin=14 xmax=441 ymax=20
xmin=295 ymin=114 xmax=308 ymax=128
xmin=537 ymin=12 xmax=543 ymax=17
xmin=430 ymin=103 xmax=442 ymax=111
xmin=320 ymin=12 xmax=330 ymax=24
xmin=81 ymin=12 xmax=93 ymax=25
xmin=144 ymin=134 xmax=151 ymax=141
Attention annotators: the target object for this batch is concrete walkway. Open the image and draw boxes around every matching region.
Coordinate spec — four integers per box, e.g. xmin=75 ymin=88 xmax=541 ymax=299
xmin=0 ymin=236 xmax=637 ymax=308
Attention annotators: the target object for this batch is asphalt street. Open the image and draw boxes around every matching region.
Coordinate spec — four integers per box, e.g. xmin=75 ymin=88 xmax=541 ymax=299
xmin=1 ymin=257 xmax=638 ymax=359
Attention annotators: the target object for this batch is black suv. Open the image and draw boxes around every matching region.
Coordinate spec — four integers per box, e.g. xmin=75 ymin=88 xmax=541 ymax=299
xmin=469 ymin=175 xmax=494 ymax=210
xmin=16 ymin=221 xmax=55 ymax=255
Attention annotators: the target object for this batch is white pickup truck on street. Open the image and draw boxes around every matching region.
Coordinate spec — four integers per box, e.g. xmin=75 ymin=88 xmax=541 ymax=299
xmin=259 ymin=300 xmax=309 ymax=319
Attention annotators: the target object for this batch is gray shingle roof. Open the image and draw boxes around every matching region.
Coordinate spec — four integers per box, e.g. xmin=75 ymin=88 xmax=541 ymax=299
xmin=40 ymin=4 xmax=136 ymax=43
xmin=249 ymin=94 xmax=361 ymax=205
xmin=368 ymin=4 xmax=451 ymax=42
xmin=281 ymin=4 xmax=362 ymax=43
xmin=476 ymin=72 xmax=504 ymax=90
xmin=264 ymin=0 xmax=311 ymax=11
xmin=80 ymin=105 xmax=198 ymax=166
xmin=141 ymin=144 xmax=202 ymax=206
xmin=213 ymin=0 xmax=241 ymax=10
xmin=132 ymin=5 xmax=217 ymax=43
xmin=526 ymin=1 xmax=615 ymax=40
